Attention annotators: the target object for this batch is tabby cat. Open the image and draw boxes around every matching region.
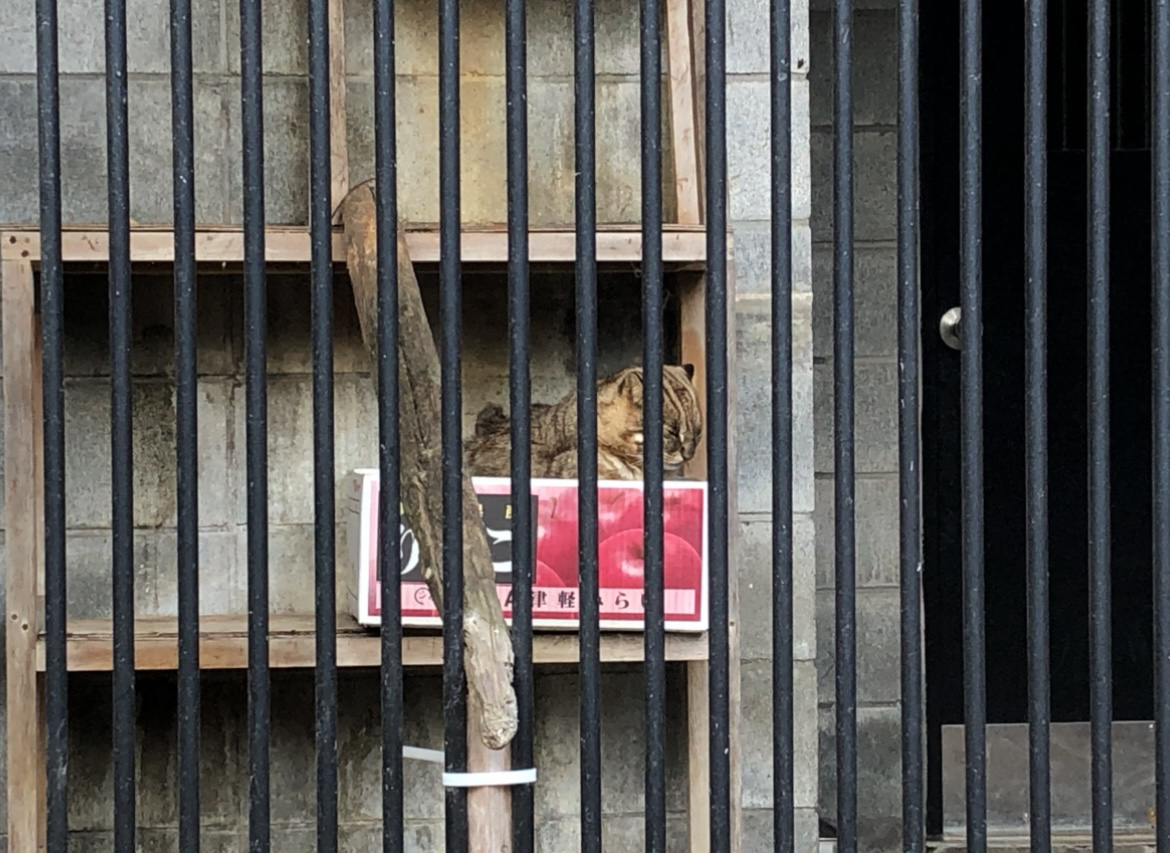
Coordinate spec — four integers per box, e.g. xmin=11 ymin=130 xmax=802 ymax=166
xmin=464 ymin=364 xmax=703 ymax=481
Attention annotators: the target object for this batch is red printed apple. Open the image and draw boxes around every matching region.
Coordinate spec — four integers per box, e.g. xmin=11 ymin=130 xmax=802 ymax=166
xmin=662 ymin=489 xmax=704 ymax=554
xmin=535 ymin=490 xmax=582 ymax=587
xmin=597 ymin=529 xmax=703 ymax=591
xmin=534 ymin=560 xmax=564 ymax=588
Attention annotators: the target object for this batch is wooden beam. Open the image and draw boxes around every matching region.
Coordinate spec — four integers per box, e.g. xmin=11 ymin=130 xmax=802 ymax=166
xmin=1 ymin=227 xmax=708 ymax=265
xmin=33 ymin=615 xmax=711 ymax=671
xmin=328 ymin=0 xmax=349 ymax=218
xmin=4 ymin=259 xmax=42 ymax=853
xmin=666 ymin=0 xmax=702 ymax=225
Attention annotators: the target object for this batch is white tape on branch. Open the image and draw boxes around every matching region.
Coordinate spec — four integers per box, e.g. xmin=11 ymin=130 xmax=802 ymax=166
xmin=403 ymin=744 xmax=538 ymax=789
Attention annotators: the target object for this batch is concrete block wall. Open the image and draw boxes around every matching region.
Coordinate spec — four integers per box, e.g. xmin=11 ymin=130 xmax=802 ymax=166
xmin=808 ymin=0 xmax=903 ymax=849
xmin=0 ymin=0 xmax=676 ymax=227
xmin=0 ymin=0 xmax=819 ymax=848
xmin=726 ymin=0 xmax=818 ymax=848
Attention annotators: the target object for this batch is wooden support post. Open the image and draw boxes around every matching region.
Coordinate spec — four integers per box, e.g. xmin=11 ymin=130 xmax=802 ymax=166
xmin=4 ymin=259 xmax=44 ymax=853
xmin=667 ymin=0 xmax=702 ymax=226
xmin=337 ymin=182 xmax=519 ymax=757
xmin=328 ymin=0 xmax=349 ymax=220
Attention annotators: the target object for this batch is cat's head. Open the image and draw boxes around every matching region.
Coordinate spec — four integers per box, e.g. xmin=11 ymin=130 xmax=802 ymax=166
xmin=597 ymin=363 xmax=704 ymax=475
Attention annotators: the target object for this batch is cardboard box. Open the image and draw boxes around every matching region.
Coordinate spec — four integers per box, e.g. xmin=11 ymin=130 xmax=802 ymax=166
xmin=344 ymin=469 xmax=709 ymax=632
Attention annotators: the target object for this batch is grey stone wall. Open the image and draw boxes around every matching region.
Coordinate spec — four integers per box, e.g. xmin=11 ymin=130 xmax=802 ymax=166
xmin=727 ymin=0 xmax=818 ymax=848
xmin=0 ymin=0 xmax=819 ymax=848
xmin=808 ymin=0 xmax=903 ymax=849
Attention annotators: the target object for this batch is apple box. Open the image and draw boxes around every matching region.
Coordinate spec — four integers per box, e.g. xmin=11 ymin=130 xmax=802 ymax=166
xmin=344 ymin=469 xmax=709 ymax=633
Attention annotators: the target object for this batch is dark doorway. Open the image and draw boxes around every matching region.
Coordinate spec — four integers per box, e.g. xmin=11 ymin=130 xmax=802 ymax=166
xmin=920 ymin=0 xmax=1156 ymax=835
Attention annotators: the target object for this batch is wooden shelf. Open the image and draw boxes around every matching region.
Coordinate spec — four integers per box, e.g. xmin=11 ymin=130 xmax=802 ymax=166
xmin=0 ymin=225 xmax=707 ymax=266
xmin=34 ymin=614 xmax=710 ymax=672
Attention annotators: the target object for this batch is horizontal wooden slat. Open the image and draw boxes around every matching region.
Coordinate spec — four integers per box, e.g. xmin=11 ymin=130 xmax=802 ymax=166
xmin=1 ymin=226 xmax=707 ymax=265
xmin=34 ymin=614 xmax=709 ymax=671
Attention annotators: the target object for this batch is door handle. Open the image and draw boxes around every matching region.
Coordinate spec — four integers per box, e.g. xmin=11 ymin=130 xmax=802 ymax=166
xmin=940 ymin=307 xmax=961 ymax=350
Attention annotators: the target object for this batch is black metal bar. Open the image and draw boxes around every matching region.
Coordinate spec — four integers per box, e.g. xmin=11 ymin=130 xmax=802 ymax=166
xmin=1087 ymin=0 xmax=1113 ymax=849
xmin=1024 ymin=0 xmax=1052 ymax=849
xmin=37 ymin=0 xmax=68 ymax=841
xmin=240 ymin=0 xmax=270 ymax=841
xmin=308 ymin=0 xmax=338 ymax=843
xmin=106 ymin=0 xmax=136 ymax=839
xmin=1154 ymin=1 xmax=1170 ymax=850
xmin=575 ymin=0 xmax=602 ymax=844
xmin=959 ymin=0 xmax=986 ymax=846
xmin=897 ymin=0 xmax=923 ymax=848
xmin=504 ymin=0 xmax=535 ymax=848
xmin=171 ymin=0 xmax=200 ymax=840
xmin=832 ymin=0 xmax=857 ymax=848
xmin=640 ymin=0 xmax=666 ymax=848
xmin=706 ymin=0 xmax=731 ymax=843
xmin=438 ymin=0 xmax=468 ymax=846
xmin=771 ymin=0 xmax=794 ymax=847
xmin=373 ymin=0 xmax=403 ymax=848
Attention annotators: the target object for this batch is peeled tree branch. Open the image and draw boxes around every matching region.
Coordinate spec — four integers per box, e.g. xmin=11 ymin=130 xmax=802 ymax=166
xmin=339 ymin=181 xmax=519 ymax=750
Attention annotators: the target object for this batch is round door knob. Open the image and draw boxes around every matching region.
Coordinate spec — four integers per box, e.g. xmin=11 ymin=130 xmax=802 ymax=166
xmin=939 ymin=307 xmax=961 ymax=350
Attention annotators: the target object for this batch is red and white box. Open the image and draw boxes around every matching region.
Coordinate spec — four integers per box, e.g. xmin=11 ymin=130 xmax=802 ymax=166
xmin=344 ymin=469 xmax=709 ymax=633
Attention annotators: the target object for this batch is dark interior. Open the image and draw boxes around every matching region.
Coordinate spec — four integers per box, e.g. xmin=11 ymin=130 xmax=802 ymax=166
xmin=920 ymin=0 xmax=1155 ymax=833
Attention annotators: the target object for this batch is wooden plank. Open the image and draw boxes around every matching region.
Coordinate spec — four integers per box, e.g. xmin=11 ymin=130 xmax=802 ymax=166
xmin=1 ymin=228 xmax=708 ymax=265
xmin=34 ymin=615 xmax=710 ymax=671
xmin=666 ymin=0 xmax=702 ymax=225
xmin=687 ymin=661 xmax=711 ymax=853
xmin=679 ymin=271 xmax=707 ymax=480
xmin=689 ymin=0 xmax=708 ymax=222
xmin=328 ymin=0 xmax=349 ymax=218
xmin=3 ymin=259 xmax=42 ymax=853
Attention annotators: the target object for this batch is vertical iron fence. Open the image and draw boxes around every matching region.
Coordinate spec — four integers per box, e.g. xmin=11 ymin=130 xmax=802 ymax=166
xmin=30 ymin=0 xmax=1170 ymax=847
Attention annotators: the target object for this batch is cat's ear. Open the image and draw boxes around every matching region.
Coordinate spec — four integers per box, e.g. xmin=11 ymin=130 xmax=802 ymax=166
xmin=682 ymin=363 xmax=695 ymax=381
xmin=618 ymin=368 xmax=645 ymax=401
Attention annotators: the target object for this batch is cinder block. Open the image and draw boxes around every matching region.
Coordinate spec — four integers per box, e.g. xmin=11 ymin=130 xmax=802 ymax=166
xmin=127 ymin=79 xmax=231 ymax=225
xmin=223 ymin=78 xmax=310 ymax=226
xmin=812 ymin=245 xmax=898 ymax=359
xmin=66 ymin=677 xmax=116 ymax=829
xmin=247 ymin=375 xmax=378 ymax=525
xmin=818 ymin=703 xmax=903 ymax=851
xmin=594 ymin=78 xmax=677 ymax=225
xmin=738 ymin=658 xmax=819 ymax=810
xmin=535 ymin=816 xmax=582 ymax=851
xmin=741 ymin=805 xmax=821 ymax=853
xmin=0 ymin=0 xmax=220 ymax=74
xmin=258 ymin=272 xmax=371 ymax=375
xmin=63 ymin=380 xmax=177 ymax=528
xmin=525 ymin=0 xmax=651 ymax=77
xmin=533 ymin=673 xmax=581 ymax=817
xmin=732 ymin=217 xmax=813 ymax=296
xmin=737 ymin=516 xmax=816 ymax=662
xmin=814 ymin=474 xmax=900 ymax=589
xmin=133 ymin=529 xmax=239 ymax=616
xmin=809 ymin=9 xmax=898 ymax=127
xmin=137 ymin=831 xmax=239 ymax=851
xmin=728 ymin=0 xmax=810 ymax=75
xmin=346 ymin=74 xmax=672 ymax=226
xmin=600 ymin=815 xmax=689 ymax=853
xmin=735 ymin=295 xmax=814 ymax=515
xmin=810 ymin=129 xmax=897 ymax=244
xmin=599 ymin=668 xmax=689 ymax=815
xmin=60 ymin=275 xmax=234 ymax=378
xmin=815 ymin=586 xmax=901 ymax=705
xmin=224 ymin=0 xmax=306 ymax=75
xmin=1 ymin=77 xmax=229 ymax=226
xmin=727 ymin=80 xmax=771 ymax=222
xmin=813 ymin=360 xmax=899 ymax=474
xmin=135 ymin=676 xmax=246 ymax=829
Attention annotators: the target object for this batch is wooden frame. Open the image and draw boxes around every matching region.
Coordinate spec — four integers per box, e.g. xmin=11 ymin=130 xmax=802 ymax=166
xmin=1 ymin=0 xmax=741 ymax=847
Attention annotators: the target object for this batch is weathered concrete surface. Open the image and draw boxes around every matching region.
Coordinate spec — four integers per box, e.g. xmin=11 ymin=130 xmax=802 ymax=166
xmin=0 ymin=0 xmax=817 ymax=844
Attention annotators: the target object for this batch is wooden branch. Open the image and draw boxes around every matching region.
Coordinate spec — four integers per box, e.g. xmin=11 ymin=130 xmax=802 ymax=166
xmin=338 ymin=182 xmax=518 ymax=750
